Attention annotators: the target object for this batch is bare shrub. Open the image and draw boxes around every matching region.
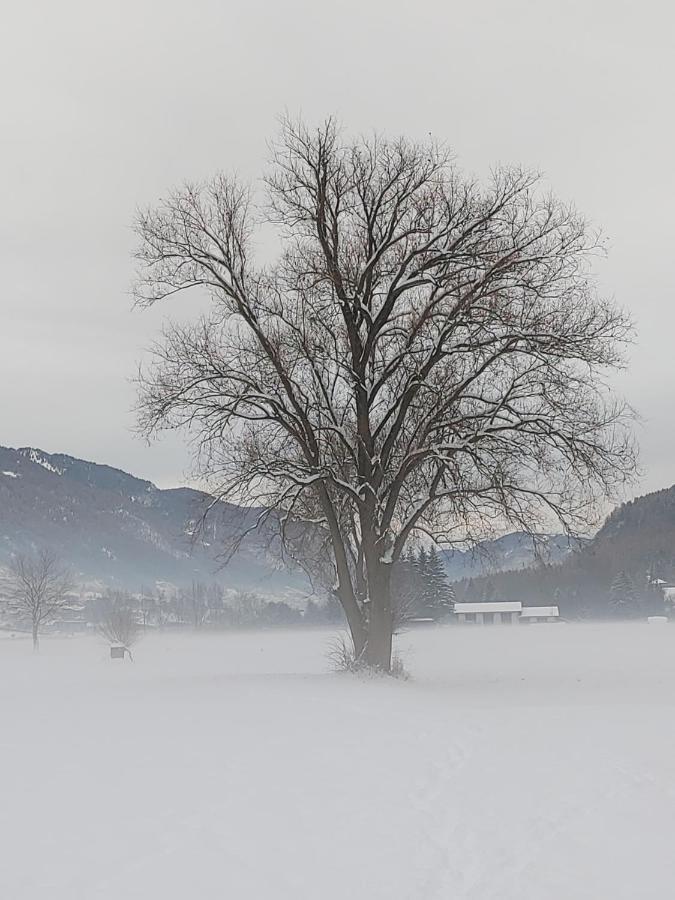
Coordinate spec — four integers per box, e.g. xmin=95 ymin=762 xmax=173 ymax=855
xmin=98 ymin=600 xmax=140 ymax=659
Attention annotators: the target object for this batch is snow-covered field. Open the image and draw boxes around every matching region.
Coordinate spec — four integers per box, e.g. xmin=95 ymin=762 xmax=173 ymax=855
xmin=2 ymin=623 xmax=675 ymax=899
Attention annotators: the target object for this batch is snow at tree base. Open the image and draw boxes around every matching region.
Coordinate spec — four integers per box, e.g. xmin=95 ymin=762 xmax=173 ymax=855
xmin=2 ymin=623 xmax=675 ymax=900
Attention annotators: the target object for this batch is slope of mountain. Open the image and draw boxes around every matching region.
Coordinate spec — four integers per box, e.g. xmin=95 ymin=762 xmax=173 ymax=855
xmin=0 ymin=446 xmax=308 ymax=596
xmin=591 ymin=484 xmax=675 ymax=578
xmin=441 ymin=531 xmax=581 ymax=580
xmin=0 ymin=444 xmax=588 ymax=597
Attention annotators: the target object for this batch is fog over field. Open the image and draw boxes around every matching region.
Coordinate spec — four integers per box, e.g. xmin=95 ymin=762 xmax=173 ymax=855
xmin=3 ymin=624 xmax=675 ymax=900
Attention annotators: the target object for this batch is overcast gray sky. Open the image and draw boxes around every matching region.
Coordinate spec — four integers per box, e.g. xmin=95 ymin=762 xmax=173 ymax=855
xmin=1 ymin=0 xmax=673 ymax=496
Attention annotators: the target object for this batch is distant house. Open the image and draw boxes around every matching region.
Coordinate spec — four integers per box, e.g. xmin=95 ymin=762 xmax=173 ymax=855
xmin=519 ymin=606 xmax=560 ymax=624
xmin=454 ymin=601 xmax=522 ymax=624
xmin=454 ymin=602 xmax=560 ymax=624
xmin=54 ymin=600 xmax=89 ymax=634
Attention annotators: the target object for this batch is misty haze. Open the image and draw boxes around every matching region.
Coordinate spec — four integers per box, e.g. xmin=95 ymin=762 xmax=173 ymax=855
xmin=2 ymin=2 xmax=675 ymax=898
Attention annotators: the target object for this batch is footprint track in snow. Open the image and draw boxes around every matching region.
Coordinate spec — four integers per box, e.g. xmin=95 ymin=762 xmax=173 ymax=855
xmin=406 ymin=721 xmax=485 ymax=898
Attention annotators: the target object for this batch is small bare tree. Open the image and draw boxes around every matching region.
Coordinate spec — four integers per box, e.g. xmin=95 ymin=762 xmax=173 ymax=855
xmin=6 ymin=549 xmax=73 ymax=651
xmin=134 ymin=116 xmax=637 ymax=672
xmin=181 ymin=580 xmax=208 ymax=629
xmin=98 ymin=595 xmax=140 ymax=659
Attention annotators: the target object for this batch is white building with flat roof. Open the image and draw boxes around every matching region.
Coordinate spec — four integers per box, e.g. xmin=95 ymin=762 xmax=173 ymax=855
xmin=454 ymin=601 xmax=522 ymax=624
xmin=454 ymin=602 xmax=560 ymax=624
xmin=519 ymin=606 xmax=560 ymax=623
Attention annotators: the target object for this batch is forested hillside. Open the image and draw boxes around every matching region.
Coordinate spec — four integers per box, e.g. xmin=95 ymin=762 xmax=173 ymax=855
xmin=457 ymin=486 xmax=675 ymax=617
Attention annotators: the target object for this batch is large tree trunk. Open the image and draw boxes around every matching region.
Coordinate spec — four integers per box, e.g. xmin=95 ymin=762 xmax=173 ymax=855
xmin=340 ymin=590 xmax=367 ymax=661
xmin=32 ymin=622 xmax=39 ymax=652
xmin=363 ymin=561 xmax=394 ymax=671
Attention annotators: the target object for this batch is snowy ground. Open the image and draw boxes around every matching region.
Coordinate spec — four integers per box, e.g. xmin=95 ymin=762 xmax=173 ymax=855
xmin=2 ymin=623 xmax=675 ymax=899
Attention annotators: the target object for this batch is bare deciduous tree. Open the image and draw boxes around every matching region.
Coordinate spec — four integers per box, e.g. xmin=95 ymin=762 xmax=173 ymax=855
xmin=181 ymin=580 xmax=208 ymax=629
xmin=6 ymin=549 xmax=73 ymax=650
xmin=133 ymin=117 xmax=636 ymax=672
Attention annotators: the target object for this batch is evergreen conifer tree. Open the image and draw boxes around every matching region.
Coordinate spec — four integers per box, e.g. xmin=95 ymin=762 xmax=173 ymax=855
xmin=424 ymin=548 xmax=455 ymax=618
xmin=391 ymin=551 xmax=421 ymax=626
xmin=609 ymin=571 xmax=637 ymax=617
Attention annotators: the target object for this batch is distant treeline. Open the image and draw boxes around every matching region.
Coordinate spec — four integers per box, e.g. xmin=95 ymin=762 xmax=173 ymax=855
xmin=81 ymin=585 xmax=343 ymax=631
xmin=456 ymin=563 xmax=667 ymax=620
xmin=78 ymin=547 xmax=456 ymax=632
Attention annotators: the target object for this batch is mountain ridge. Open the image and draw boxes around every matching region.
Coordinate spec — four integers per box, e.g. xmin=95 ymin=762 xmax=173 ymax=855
xmin=0 ymin=444 xmax=608 ymax=595
xmin=0 ymin=445 xmax=306 ymax=596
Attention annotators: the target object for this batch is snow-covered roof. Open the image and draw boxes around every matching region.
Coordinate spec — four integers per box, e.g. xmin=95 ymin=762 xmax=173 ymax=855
xmin=520 ymin=606 xmax=560 ymax=618
xmin=454 ymin=602 xmax=522 ymax=614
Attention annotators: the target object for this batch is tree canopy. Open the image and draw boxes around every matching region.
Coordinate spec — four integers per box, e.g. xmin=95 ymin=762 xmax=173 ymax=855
xmin=134 ymin=117 xmax=636 ymax=669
